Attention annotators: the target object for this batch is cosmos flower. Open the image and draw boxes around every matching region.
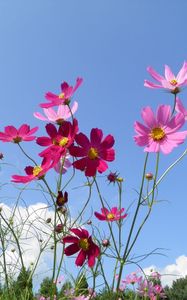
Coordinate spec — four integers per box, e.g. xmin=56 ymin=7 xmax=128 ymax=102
xmin=94 ymin=207 xmax=127 ymax=221
xmin=144 ymin=62 xmax=187 ymax=93
xmin=69 ymin=128 xmax=115 ymax=177
xmin=62 ymin=228 xmax=100 ymax=268
xmin=11 ymin=159 xmax=52 ymax=183
xmin=0 ymin=124 xmax=38 ymax=143
xmin=40 ymin=78 xmax=83 ymax=108
xmin=134 ymin=104 xmax=187 ymax=154
xmin=123 ymin=272 xmax=142 ymax=285
xmin=34 ymin=101 xmax=78 ymax=124
xmin=36 ymin=119 xmax=78 ymax=166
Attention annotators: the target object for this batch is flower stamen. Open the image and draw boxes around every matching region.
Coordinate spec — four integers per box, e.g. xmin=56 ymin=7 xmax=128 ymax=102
xmin=79 ymin=238 xmax=90 ymax=251
xmin=33 ymin=166 xmax=42 ymax=176
xmin=150 ymin=127 xmax=165 ymax=141
xmin=88 ymin=147 xmax=98 ymax=160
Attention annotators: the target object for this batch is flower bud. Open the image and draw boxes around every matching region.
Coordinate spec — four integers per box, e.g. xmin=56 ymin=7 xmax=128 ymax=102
xmin=55 ymin=224 xmax=63 ymax=233
xmin=46 ymin=218 xmax=51 ymax=224
xmin=87 ymin=220 xmax=92 ymax=225
xmin=0 ymin=153 xmax=4 ymax=160
xmin=56 ymin=191 xmax=68 ymax=207
xmin=102 ymin=239 xmax=110 ymax=247
xmin=145 ymin=172 xmax=153 ymax=180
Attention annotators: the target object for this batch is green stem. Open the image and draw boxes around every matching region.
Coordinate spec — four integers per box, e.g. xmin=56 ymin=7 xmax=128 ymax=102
xmin=116 ymin=152 xmax=149 ymax=292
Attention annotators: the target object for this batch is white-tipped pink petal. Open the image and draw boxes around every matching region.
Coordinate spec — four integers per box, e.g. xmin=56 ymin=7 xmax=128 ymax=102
xmin=34 ymin=112 xmax=48 ymax=121
xmin=147 ymin=67 xmax=164 ymax=82
xmin=44 ymin=108 xmax=58 ymax=121
xmin=164 ymin=65 xmax=175 ymax=81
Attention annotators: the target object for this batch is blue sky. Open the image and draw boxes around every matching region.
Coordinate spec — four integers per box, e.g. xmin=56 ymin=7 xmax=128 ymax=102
xmin=0 ymin=0 xmax=187 ymax=290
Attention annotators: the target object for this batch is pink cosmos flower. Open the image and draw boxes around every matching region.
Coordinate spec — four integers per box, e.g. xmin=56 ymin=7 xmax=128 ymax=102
xmin=54 ymin=154 xmax=72 ymax=174
xmin=144 ymin=62 xmax=187 ymax=93
xmin=69 ymin=128 xmax=115 ymax=177
xmin=62 ymin=228 xmax=100 ymax=268
xmin=176 ymin=97 xmax=187 ymax=120
xmin=40 ymin=78 xmax=83 ymax=108
xmin=34 ymin=101 xmax=78 ymax=124
xmin=94 ymin=207 xmax=127 ymax=221
xmin=153 ymin=284 xmax=165 ymax=298
xmin=36 ymin=119 xmax=78 ymax=166
xmin=72 ymin=296 xmax=90 ymax=300
xmin=123 ymin=272 xmax=142 ymax=285
xmin=0 ymin=124 xmax=38 ymax=143
xmin=11 ymin=159 xmax=52 ymax=183
xmin=134 ymin=104 xmax=187 ymax=154
xmin=137 ymin=279 xmax=154 ymax=298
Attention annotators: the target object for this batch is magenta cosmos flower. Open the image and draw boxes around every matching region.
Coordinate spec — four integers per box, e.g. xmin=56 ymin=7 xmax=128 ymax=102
xmin=134 ymin=105 xmax=187 ymax=154
xmin=0 ymin=124 xmax=38 ymax=143
xmin=40 ymin=78 xmax=83 ymax=108
xmin=94 ymin=207 xmax=127 ymax=221
xmin=34 ymin=101 xmax=78 ymax=124
xmin=62 ymin=228 xmax=100 ymax=268
xmin=176 ymin=97 xmax=187 ymax=120
xmin=36 ymin=119 xmax=78 ymax=165
xmin=12 ymin=159 xmax=52 ymax=183
xmin=69 ymin=128 xmax=115 ymax=177
xmin=123 ymin=272 xmax=142 ymax=285
xmin=144 ymin=62 xmax=187 ymax=93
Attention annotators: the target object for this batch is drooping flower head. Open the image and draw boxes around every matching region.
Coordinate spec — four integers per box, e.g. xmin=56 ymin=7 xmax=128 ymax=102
xmin=175 ymin=97 xmax=187 ymax=120
xmin=56 ymin=191 xmax=68 ymax=207
xmin=36 ymin=119 xmax=78 ymax=166
xmin=34 ymin=101 xmax=78 ymax=124
xmin=134 ymin=105 xmax=187 ymax=154
xmin=11 ymin=158 xmax=52 ymax=184
xmin=62 ymin=228 xmax=100 ymax=268
xmin=94 ymin=207 xmax=127 ymax=221
xmin=40 ymin=78 xmax=83 ymax=108
xmin=0 ymin=124 xmax=38 ymax=143
xmin=144 ymin=62 xmax=187 ymax=94
xmin=69 ymin=128 xmax=115 ymax=177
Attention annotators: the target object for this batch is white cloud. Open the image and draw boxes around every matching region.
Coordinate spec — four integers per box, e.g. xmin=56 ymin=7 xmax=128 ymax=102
xmin=144 ymin=255 xmax=187 ymax=287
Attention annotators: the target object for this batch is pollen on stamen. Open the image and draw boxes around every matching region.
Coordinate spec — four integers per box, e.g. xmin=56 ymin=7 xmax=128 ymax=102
xmin=33 ymin=166 xmax=42 ymax=177
xmin=170 ymin=79 xmax=178 ymax=86
xmin=59 ymin=92 xmax=65 ymax=99
xmin=88 ymin=147 xmax=98 ymax=160
xmin=150 ymin=127 xmax=165 ymax=141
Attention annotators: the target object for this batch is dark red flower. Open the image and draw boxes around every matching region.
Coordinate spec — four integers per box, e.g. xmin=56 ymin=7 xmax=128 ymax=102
xmin=56 ymin=191 xmax=68 ymax=207
xmin=69 ymin=128 xmax=115 ymax=177
xmin=62 ymin=228 xmax=100 ymax=268
xmin=36 ymin=119 xmax=78 ymax=166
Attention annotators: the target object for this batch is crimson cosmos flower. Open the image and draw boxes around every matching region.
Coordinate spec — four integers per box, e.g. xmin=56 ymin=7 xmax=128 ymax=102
xmin=0 ymin=124 xmax=38 ymax=143
xmin=62 ymin=228 xmax=100 ymax=268
xmin=40 ymin=78 xmax=83 ymax=108
xmin=11 ymin=158 xmax=52 ymax=183
xmin=36 ymin=119 xmax=78 ymax=166
xmin=69 ymin=128 xmax=115 ymax=177
xmin=94 ymin=207 xmax=127 ymax=221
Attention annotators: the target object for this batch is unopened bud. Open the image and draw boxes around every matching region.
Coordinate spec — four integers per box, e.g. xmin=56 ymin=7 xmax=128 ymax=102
xmin=55 ymin=224 xmax=63 ymax=233
xmin=46 ymin=218 xmax=51 ymax=224
xmin=145 ymin=172 xmax=153 ymax=180
xmin=0 ymin=153 xmax=4 ymax=160
xmin=87 ymin=220 xmax=92 ymax=225
xmin=102 ymin=239 xmax=110 ymax=247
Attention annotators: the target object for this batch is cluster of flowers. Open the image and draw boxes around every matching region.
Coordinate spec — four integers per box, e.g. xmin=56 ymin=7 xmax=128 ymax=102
xmin=117 ymin=270 xmax=165 ymax=300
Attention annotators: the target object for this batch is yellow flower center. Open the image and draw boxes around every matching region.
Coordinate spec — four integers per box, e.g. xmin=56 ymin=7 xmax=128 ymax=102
xmin=33 ymin=166 xmax=42 ymax=176
xmin=79 ymin=238 xmax=90 ymax=251
xmin=107 ymin=213 xmax=115 ymax=220
xmin=170 ymin=79 xmax=178 ymax=86
xmin=150 ymin=127 xmax=165 ymax=141
xmin=88 ymin=147 xmax=98 ymax=160
xmin=59 ymin=137 xmax=69 ymax=147
xmin=59 ymin=92 xmax=65 ymax=99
